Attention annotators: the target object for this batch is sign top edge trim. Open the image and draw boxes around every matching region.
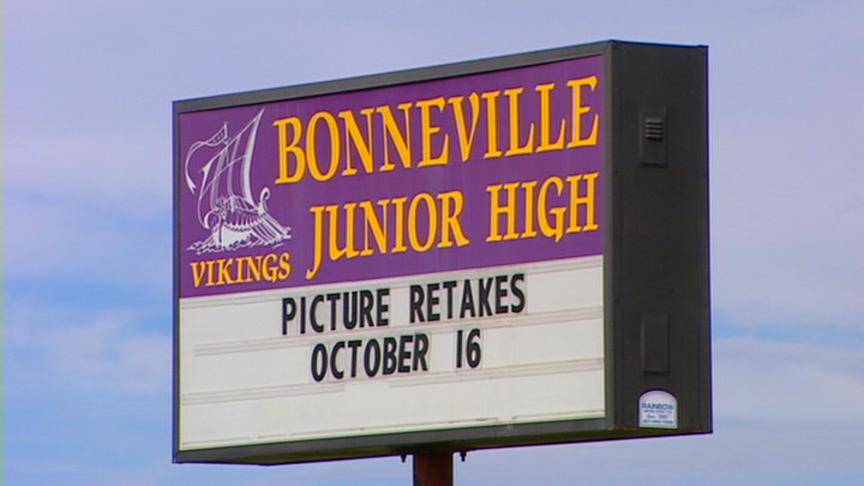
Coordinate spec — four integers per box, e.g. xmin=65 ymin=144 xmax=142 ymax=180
xmin=173 ymin=39 xmax=705 ymax=113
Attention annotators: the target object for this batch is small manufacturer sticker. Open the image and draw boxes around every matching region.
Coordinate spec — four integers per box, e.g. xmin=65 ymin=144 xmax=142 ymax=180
xmin=639 ymin=390 xmax=677 ymax=429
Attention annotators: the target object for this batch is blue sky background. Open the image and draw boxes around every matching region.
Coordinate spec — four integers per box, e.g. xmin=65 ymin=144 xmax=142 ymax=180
xmin=4 ymin=1 xmax=863 ymax=484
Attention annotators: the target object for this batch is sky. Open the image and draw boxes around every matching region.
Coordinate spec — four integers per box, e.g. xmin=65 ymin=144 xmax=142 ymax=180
xmin=3 ymin=0 xmax=864 ymax=484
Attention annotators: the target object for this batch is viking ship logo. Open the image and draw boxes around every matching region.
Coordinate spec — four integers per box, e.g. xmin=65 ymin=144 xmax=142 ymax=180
xmin=184 ymin=109 xmax=291 ymax=254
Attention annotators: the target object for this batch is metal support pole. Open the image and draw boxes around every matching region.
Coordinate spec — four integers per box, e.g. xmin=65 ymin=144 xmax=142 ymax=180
xmin=412 ymin=450 xmax=453 ymax=486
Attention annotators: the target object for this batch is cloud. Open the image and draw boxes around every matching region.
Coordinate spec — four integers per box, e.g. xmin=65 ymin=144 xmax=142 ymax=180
xmin=4 ymin=193 xmax=170 ymax=288
xmin=456 ymin=420 xmax=863 ymax=485
xmin=714 ymin=337 xmax=864 ymax=423
xmin=6 ymin=300 xmax=171 ymax=397
xmin=5 ymin=132 xmax=171 ymax=220
xmin=708 ymin=10 xmax=864 ymax=328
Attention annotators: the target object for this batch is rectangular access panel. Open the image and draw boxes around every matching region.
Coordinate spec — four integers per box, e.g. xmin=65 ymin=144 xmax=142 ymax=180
xmin=173 ymin=40 xmax=710 ymax=465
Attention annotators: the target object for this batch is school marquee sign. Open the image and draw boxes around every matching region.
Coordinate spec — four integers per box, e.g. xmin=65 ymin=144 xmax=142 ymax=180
xmin=173 ymin=40 xmax=711 ymax=465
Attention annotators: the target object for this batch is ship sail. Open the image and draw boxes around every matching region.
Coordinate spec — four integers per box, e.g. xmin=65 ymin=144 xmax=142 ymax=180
xmin=184 ymin=109 xmax=291 ymax=255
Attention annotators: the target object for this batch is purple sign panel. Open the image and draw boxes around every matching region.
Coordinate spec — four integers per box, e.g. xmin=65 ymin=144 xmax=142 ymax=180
xmin=178 ymin=56 xmax=604 ymax=298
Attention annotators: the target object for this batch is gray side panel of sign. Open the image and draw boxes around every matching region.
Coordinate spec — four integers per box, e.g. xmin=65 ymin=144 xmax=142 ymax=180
xmin=606 ymin=42 xmax=711 ymax=432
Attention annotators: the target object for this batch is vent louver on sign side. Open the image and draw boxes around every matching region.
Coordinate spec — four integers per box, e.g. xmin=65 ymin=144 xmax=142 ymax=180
xmin=639 ymin=107 xmax=668 ymax=166
xmin=643 ymin=117 xmax=664 ymax=140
